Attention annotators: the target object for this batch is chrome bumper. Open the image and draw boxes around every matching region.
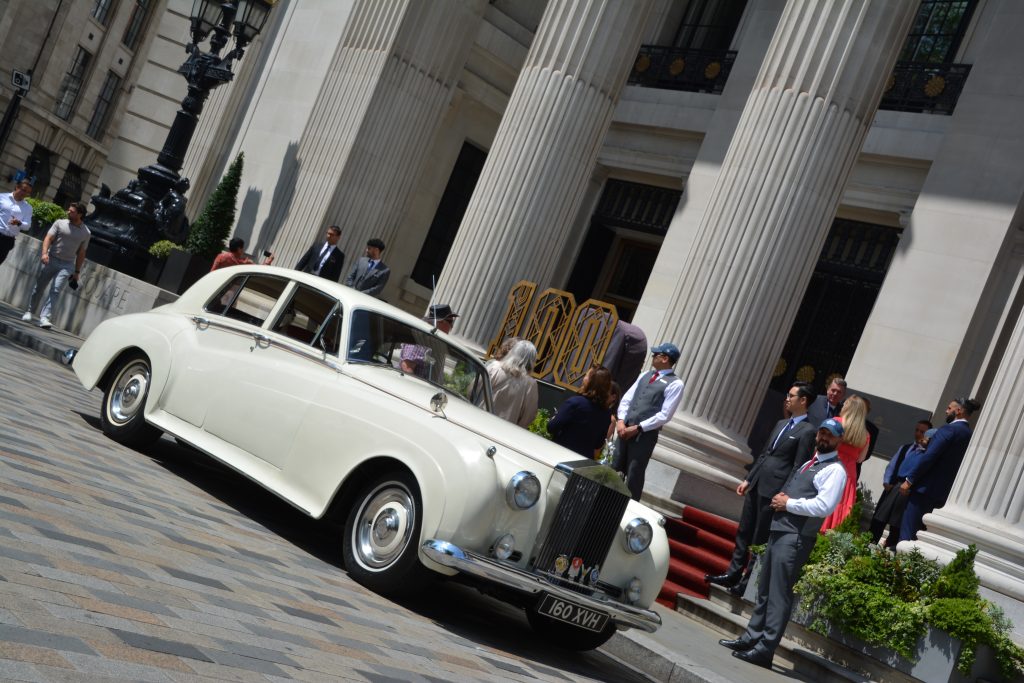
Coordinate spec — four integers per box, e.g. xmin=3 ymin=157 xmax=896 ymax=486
xmin=421 ymin=539 xmax=661 ymax=633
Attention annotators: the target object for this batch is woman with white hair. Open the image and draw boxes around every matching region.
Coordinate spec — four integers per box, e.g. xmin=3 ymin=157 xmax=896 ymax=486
xmin=487 ymin=340 xmax=539 ymax=428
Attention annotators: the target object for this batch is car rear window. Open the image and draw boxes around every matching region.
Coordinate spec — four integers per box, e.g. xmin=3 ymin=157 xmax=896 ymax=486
xmin=206 ymin=275 xmax=289 ymax=326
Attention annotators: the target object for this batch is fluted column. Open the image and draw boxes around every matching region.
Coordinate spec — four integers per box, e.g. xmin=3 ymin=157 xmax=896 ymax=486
xmin=433 ymin=0 xmax=652 ymax=346
xmin=268 ymin=0 xmax=487 ymax=267
xmin=910 ymin=299 xmax=1024 ymax=620
xmin=650 ymin=0 xmax=919 ymax=486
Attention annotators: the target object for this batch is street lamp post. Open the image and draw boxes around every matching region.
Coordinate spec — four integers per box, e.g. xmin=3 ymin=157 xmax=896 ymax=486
xmin=86 ymin=0 xmax=273 ymax=277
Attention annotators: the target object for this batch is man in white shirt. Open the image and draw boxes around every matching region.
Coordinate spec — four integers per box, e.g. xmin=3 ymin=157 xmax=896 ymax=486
xmin=22 ymin=202 xmax=90 ymax=329
xmin=719 ymin=418 xmax=848 ymax=669
xmin=0 ymin=179 xmax=34 ymax=266
xmin=613 ymin=342 xmax=685 ymax=500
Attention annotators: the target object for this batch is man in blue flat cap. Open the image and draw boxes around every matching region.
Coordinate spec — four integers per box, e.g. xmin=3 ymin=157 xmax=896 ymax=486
xmin=613 ymin=342 xmax=684 ymax=500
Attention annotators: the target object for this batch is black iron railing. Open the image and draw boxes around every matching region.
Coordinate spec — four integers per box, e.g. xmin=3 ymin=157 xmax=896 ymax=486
xmin=879 ymin=61 xmax=971 ymax=115
xmin=628 ymin=45 xmax=736 ymax=95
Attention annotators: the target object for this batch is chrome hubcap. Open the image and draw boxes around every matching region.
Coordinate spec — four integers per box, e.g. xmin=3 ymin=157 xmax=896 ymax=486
xmin=108 ymin=361 xmax=150 ymax=425
xmin=354 ymin=484 xmax=414 ymax=571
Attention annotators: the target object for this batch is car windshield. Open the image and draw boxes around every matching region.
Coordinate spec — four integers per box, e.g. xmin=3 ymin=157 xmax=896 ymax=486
xmin=346 ymin=309 xmax=490 ymax=407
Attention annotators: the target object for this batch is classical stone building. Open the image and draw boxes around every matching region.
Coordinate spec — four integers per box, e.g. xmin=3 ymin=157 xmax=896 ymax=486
xmin=14 ymin=0 xmax=1024 ymax=638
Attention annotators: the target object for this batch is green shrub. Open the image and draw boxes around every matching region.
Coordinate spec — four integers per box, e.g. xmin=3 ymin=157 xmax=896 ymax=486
xmin=25 ymin=197 xmax=66 ymax=230
xmin=528 ymin=408 xmax=551 ymax=439
xmin=185 ymin=152 xmax=243 ymax=258
xmin=932 ymin=544 xmax=980 ymax=599
xmin=148 ymin=240 xmax=183 ymax=259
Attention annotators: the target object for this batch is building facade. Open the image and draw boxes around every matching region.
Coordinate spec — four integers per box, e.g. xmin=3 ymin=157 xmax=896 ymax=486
xmin=8 ymin=0 xmax=1024 ymax=637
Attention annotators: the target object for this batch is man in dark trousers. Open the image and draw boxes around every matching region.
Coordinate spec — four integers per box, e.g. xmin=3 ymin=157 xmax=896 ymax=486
xmin=806 ymin=376 xmax=846 ymax=426
xmin=897 ymin=397 xmax=981 ymax=542
xmin=869 ymin=419 xmax=931 ymax=547
xmin=720 ymin=418 xmax=848 ymax=669
xmin=706 ymin=382 xmax=817 ymax=595
xmin=614 ymin=342 xmax=684 ymax=501
xmin=344 ymin=237 xmax=390 ymax=296
xmin=295 ymin=225 xmax=345 ymax=281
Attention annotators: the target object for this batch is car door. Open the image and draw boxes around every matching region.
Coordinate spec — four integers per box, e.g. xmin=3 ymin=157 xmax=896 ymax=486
xmin=200 ymin=281 xmax=344 ymax=470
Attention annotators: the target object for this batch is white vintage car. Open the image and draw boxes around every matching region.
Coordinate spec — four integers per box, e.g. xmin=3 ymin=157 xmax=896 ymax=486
xmin=73 ymin=266 xmax=668 ymax=649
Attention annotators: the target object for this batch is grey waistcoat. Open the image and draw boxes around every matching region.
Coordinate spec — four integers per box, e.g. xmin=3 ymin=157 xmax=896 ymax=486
xmin=770 ymin=456 xmax=839 ymax=537
xmin=625 ymin=371 xmax=676 ymax=429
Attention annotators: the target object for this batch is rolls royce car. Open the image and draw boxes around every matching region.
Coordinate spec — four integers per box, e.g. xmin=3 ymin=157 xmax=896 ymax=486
xmin=73 ymin=266 xmax=669 ymax=649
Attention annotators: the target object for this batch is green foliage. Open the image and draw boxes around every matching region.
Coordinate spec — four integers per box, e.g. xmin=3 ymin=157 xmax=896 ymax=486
xmin=185 ymin=152 xmax=244 ymax=258
xmin=748 ymin=543 xmax=766 ymax=557
xmin=794 ymin=542 xmax=1024 ymax=679
xmin=25 ymin=197 xmax=66 ymax=228
xmin=148 ymin=240 xmax=184 ymax=259
xmin=528 ymin=408 xmax=551 ymax=439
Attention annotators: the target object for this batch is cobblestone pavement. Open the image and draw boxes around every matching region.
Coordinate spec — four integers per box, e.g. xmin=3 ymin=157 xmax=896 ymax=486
xmin=0 ymin=339 xmax=650 ymax=682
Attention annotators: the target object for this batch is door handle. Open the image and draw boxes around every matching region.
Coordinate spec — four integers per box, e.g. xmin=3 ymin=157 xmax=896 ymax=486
xmin=191 ymin=316 xmax=210 ymax=330
xmin=251 ymin=333 xmax=271 ymax=350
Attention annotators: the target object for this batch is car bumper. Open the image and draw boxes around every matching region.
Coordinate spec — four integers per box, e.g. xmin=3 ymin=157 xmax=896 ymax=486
xmin=421 ymin=539 xmax=661 ymax=633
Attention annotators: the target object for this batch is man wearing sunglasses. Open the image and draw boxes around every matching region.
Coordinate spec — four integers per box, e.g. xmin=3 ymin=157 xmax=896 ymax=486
xmin=613 ymin=342 xmax=684 ymax=500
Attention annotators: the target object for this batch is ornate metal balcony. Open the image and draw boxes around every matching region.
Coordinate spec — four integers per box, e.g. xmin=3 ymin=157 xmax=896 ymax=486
xmin=628 ymin=45 xmax=736 ymax=95
xmin=879 ymin=61 xmax=971 ymax=115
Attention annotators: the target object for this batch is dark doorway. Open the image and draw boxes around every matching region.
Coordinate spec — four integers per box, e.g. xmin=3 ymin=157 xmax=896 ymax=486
xmin=411 ymin=142 xmax=487 ymax=290
xmin=53 ymin=162 xmax=87 ymax=208
xmin=770 ymin=218 xmax=904 ymax=396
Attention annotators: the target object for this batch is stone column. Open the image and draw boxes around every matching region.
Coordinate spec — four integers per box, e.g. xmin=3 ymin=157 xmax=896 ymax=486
xmin=911 ymin=297 xmax=1024 ymax=633
xmin=267 ymin=0 xmax=487 ymax=267
xmin=649 ymin=0 xmax=919 ymax=486
xmin=433 ymin=0 xmax=653 ymax=347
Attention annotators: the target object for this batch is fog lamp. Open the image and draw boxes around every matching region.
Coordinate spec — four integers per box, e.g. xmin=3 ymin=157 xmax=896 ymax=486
xmin=493 ymin=533 xmax=515 ymax=561
xmin=626 ymin=577 xmax=643 ymax=604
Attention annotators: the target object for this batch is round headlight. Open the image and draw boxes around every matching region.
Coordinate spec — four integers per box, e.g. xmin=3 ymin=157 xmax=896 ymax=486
xmin=493 ymin=533 xmax=515 ymax=561
xmin=624 ymin=518 xmax=653 ymax=554
xmin=626 ymin=577 xmax=643 ymax=604
xmin=505 ymin=471 xmax=541 ymax=510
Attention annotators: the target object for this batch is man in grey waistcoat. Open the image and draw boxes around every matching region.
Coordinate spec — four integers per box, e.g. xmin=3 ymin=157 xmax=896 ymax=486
xmin=719 ymin=418 xmax=848 ymax=669
xmin=613 ymin=342 xmax=684 ymax=501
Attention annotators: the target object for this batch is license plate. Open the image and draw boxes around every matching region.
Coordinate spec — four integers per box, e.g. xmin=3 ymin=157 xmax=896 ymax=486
xmin=537 ymin=593 xmax=609 ymax=632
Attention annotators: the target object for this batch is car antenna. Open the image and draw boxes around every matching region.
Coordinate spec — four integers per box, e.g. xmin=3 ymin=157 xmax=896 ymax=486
xmin=429 ymin=274 xmax=438 ymax=334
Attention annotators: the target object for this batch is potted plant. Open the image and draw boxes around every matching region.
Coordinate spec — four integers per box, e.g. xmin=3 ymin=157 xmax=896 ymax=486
xmin=25 ymin=198 xmax=67 ymax=238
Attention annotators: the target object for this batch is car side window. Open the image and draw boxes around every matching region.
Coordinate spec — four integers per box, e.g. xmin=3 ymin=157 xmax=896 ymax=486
xmin=270 ymin=285 xmax=339 ymax=347
xmin=347 ymin=309 xmax=488 ymax=405
xmin=206 ymin=275 xmax=288 ymax=326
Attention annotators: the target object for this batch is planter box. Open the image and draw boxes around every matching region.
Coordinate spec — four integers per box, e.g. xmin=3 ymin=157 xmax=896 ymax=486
xmin=743 ymin=555 xmax=1004 ymax=682
xmin=158 ymin=250 xmax=212 ymax=294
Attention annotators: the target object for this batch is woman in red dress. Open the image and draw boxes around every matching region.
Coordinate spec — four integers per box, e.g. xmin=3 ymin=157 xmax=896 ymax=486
xmin=820 ymin=394 xmax=870 ymax=532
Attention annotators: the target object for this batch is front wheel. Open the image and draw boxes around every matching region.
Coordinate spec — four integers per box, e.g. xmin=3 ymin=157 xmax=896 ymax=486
xmin=526 ymin=607 xmax=618 ymax=651
xmin=100 ymin=353 xmax=162 ymax=448
xmin=343 ymin=471 xmax=428 ymax=597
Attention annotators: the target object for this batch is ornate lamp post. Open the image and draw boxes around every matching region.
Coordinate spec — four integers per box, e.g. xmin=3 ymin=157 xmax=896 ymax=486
xmin=86 ymin=0 xmax=274 ymax=277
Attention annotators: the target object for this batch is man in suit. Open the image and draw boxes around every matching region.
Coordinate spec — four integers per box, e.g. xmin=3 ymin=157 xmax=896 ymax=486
xmin=897 ymin=397 xmax=981 ymax=542
xmin=807 ymin=376 xmax=846 ymax=426
xmin=870 ymin=420 xmax=932 ymax=548
xmin=344 ymin=237 xmax=390 ymax=296
xmin=295 ymin=225 xmax=345 ymax=281
xmin=720 ymin=418 xmax=848 ymax=669
xmin=614 ymin=343 xmax=685 ymax=501
xmin=706 ymin=382 xmax=818 ymax=595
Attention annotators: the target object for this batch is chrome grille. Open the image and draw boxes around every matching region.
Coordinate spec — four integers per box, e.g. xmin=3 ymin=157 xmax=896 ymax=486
xmin=533 ymin=466 xmax=629 ymax=592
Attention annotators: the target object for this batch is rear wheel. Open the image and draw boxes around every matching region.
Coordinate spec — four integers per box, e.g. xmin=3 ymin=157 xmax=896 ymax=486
xmin=343 ymin=471 xmax=428 ymax=597
xmin=100 ymin=353 xmax=162 ymax=448
xmin=526 ymin=606 xmax=618 ymax=651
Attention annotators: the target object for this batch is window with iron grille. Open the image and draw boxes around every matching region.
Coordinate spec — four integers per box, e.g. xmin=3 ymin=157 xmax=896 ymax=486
xmin=53 ymin=47 xmax=92 ymax=121
xmin=53 ymin=163 xmax=87 ymax=209
xmin=122 ymin=0 xmax=151 ymax=50
xmin=672 ymin=0 xmax=747 ymax=51
xmin=898 ymin=0 xmax=977 ymax=63
xmin=91 ymin=0 xmax=118 ymax=26
xmin=87 ymin=71 xmax=122 ymax=140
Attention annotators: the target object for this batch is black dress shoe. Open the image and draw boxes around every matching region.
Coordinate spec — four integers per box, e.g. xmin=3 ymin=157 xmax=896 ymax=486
xmin=732 ymin=648 xmax=774 ymax=669
xmin=718 ymin=638 xmax=755 ymax=651
xmin=705 ymin=573 xmax=739 ymax=587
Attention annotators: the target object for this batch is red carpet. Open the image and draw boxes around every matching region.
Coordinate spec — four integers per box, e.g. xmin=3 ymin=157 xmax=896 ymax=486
xmin=657 ymin=505 xmax=739 ymax=606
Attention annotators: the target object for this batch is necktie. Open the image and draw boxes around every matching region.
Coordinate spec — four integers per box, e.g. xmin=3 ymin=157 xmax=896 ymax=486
xmin=316 ymin=244 xmax=331 ymax=272
xmin=648 ymin=372 xmax=659 ymax=384
xmin=800 ymin=454 xmax=819 ymax=473
xmin=771 ymin=419 xmax=795 ymax=450
xmin=368 ymin=260 xmax=376 ymax=271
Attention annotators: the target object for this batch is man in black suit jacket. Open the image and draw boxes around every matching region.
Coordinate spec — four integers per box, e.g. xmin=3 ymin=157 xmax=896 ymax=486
xmin=706 ymin=381 xmax=818 ymax=595
xmin=344 ymin=237 xmax=390 ymax=297
xmin=295 ymin=225 xmax=345 ymax=281
xmin=806 ymin=376 xmax=846 ymax=426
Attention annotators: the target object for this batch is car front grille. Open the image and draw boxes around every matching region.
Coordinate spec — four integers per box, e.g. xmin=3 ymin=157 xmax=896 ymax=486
xmin=532 ymin=463 xmax=630 ymax=593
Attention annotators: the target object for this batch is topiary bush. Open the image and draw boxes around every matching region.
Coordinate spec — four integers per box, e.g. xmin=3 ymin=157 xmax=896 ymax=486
xmin=185 ymin=152 xmax=243 ymax=258
xmin=148 ymin=240 xmax=184 ymax=259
